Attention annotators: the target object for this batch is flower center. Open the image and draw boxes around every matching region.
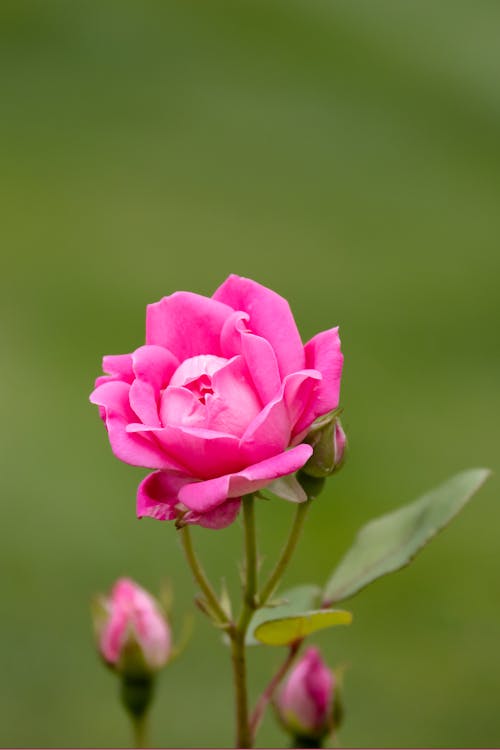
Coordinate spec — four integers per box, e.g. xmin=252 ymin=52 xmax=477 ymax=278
xmin=162 ymin=353 xmax=261 ymax=437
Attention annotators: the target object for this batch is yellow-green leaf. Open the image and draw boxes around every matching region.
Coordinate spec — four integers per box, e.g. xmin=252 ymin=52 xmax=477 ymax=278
xmin=246 ymin=585 xmax=321 ymax=646
xmin=254 ymin=608 xmax=352 ymax=646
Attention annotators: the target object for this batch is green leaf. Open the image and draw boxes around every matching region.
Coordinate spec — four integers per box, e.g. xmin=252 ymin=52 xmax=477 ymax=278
xmin=324 ymin=468 xmax=491 ymax=604
xmin=254 ymin=608 xmax=352 ymax=646
xmin=246 ymin=584 xmax=321 ymax=645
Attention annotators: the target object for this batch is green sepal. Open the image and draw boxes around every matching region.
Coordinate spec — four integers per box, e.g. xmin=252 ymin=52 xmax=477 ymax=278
xmin=120 ymin=673 xmax=155 ymax=719
xmin=296 ymin=472 xmax=325 ymax=500
xmin=302 ymin=409 xmax=341 ymax=479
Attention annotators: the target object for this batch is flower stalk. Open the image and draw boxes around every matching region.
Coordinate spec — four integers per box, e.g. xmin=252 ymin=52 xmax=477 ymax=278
xmin=179 ymin=493 xmax=316 ymax=748
xmin=259 ymin=498 xmax=312 ymax=606
xmin=231 ymin=494 xmax=259 ymax=747
xmin=179 ymin=525 xmax=230 ymax=626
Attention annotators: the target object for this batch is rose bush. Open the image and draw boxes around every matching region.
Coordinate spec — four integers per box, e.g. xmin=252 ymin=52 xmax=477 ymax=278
xmin=90 ymin=275 xmax=343 ymax=529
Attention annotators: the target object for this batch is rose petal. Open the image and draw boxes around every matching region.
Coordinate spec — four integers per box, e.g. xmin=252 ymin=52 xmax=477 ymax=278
xmin=132 ymin=345 xmax=179 ymax=390
xmin=207 ymin=356 xmax=261 ymax=436
xmin=301 ymin=327 xmax=343 ymax=428
xmin=90 ymin=382 xmax=185 ymax=470
xmin=241 ymin=370 xmax=321 ymax=462
xmin=220 ymin=311 xmax=282 ymax=404
xmin=183 ymin=498 xmax=242 ymax=529
xmin=178 ymin=443 xmax=313 ymax=512
xmin=160 ymin=386 xmax=206 ymax=429
xmin=137 ymin=471 xmax=241 ymax=529
xmin=102 ymin=354 xmax=134 ymax=383
xmin=127 ymin=423 xmax=243 ymax=479
xmin=213 ymin=275 xmax=305 ymax=377
xmin=146 ymin=292 xmax=233 ymax=360
xmin=137 ymin=470 xmax=190 ymax=520
xmin=129 ymin=380 xmax=161 ymax=427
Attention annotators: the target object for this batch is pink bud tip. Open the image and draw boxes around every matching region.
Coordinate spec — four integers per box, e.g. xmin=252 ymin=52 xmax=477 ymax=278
xmin=97 ymin=578 xmax=171 ymax=672
xmin=277 ymin=647 xmax=334 ymax=739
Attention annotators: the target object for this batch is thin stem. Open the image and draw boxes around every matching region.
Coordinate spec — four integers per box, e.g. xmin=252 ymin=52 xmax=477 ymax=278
xmin=231 ymin=630 xmax=252 ymax=748
xmin=131 ymin=712 xmax=149 ymax=749
xmin=259 ymin=499 xmax=312 ymax=605
xmin=231 ymin=494 xmax=258 ymax=748
xmin=238 ymin=494 xmax=258 ymax=631
xmin=250 ymin=640 xmax=302 ymax=738
xmin=179 ymin=525 xmax=229 ymax=626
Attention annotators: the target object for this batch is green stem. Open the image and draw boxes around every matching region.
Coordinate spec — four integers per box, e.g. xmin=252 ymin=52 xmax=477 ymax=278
xmin=131 ymin=712 xmax=149 ymax=749
xmin=231 ymin=630 xmax=252 ymax=748
xmin=179 ymin=525 xmax=229 ymax=626
xmin=250 ymin=640 xmax=302 ymax=738
xmin=238 ymin=494 xmax=258 ymax=631
xmin=231 ymin=494 xmax=258 ymax=748
xmin=259 ymin=499 xmax=312 ymax=605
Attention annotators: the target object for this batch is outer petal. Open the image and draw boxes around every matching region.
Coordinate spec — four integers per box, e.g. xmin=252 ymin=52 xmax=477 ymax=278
xmin=137 ymin=471 xmax=241 ymax=529
xmin=127 ymin=423 xmax=242 ymax=479
xmin=183 ymin=498 xmax=241 ymax=529
xmin=178 ymin=443 xmax=313 ymax=512
xmin=137 ymin=471 xmax=190 ymax=520
xmin=146 ymin=292 xmax=233 ymax=360
xmin=213 ymin=275 xmax=305 ymax=377
xmin=301 ymin=328 xmax=343 ymax=427
xmin=102 ymin=354 xmax=134 ymax=383
xmin=90 ymin=382 xmax=185 ymax=470
xmin=240 ymin=370 xmax=322 ymax=462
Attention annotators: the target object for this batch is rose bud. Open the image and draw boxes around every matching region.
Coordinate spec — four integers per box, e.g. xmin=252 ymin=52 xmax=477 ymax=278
xmin=301 ymin=412 xmax=347 ymax=479
xmin=276 ymin=647 xmax=335 ymax=744
xmin=92 ymin=578 xmax=171 ymax=677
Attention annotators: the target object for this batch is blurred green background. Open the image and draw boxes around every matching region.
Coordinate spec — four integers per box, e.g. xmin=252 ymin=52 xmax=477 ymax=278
xmin=2 ymin=1 xmax=499 ymax=746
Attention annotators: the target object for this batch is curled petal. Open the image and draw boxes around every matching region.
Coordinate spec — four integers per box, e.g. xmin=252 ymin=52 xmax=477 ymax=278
xmin=208 ymin=356 xmax=261 ymax=436
xmin=213 ymin=275 xmax=305 ymax=377
xmin=137 ymin=471 xmax=241 ymax=529
xmin=102 ymin=354 xmax=134 ymax=383
xmin=178 ymin=443 xmax=313 ymax=513
xmin=302 ymin=328 xmax=343 ymax=426
xmin=90 ymin=382 xmax=185 ymax=470
xmin=129 ymin=380 xmax=161 ymax=427
xmin=241 ymin=370 xmax=321 ymax=462
xmin=220 ymin=311 xmax=282 ymax=404
xmin=146 ymin=292 xmax=233 ymax=360
xmin=183 ymin=498 xmax=241 ymax=529
xmin=132 ymin=345 xmax=179 ymax=390
xmin=137 ymin=471 xmax=190 ymax=520
xmin=127 ymin=423 xmax=242 ymax=479
xmin=160 ymin=386 xmax=206 ymax=429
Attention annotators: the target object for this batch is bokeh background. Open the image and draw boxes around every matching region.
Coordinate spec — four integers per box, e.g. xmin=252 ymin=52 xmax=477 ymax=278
xmin=2 ymin=1 xmax=500 ymax=747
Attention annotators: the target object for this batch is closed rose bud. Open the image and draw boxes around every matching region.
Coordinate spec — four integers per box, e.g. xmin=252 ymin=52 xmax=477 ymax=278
xmin=93 ymin=578 xmax=171 ymax=676
xmin=276 ymin=648 xmax=334 ymax=743
xmin=301 ymin=413 xmax=347 ymax=479
xmin=333 ymin=419 xmax=346 ymax=468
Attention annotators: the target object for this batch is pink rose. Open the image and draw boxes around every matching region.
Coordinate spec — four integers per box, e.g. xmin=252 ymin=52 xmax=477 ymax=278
xmin=90 ymin=275 xmax=343 ymax=529
xmin=94 ymin=578 xmax=171 ymax=673
xmin=276 ymin=647 xmax=334 ymax=740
